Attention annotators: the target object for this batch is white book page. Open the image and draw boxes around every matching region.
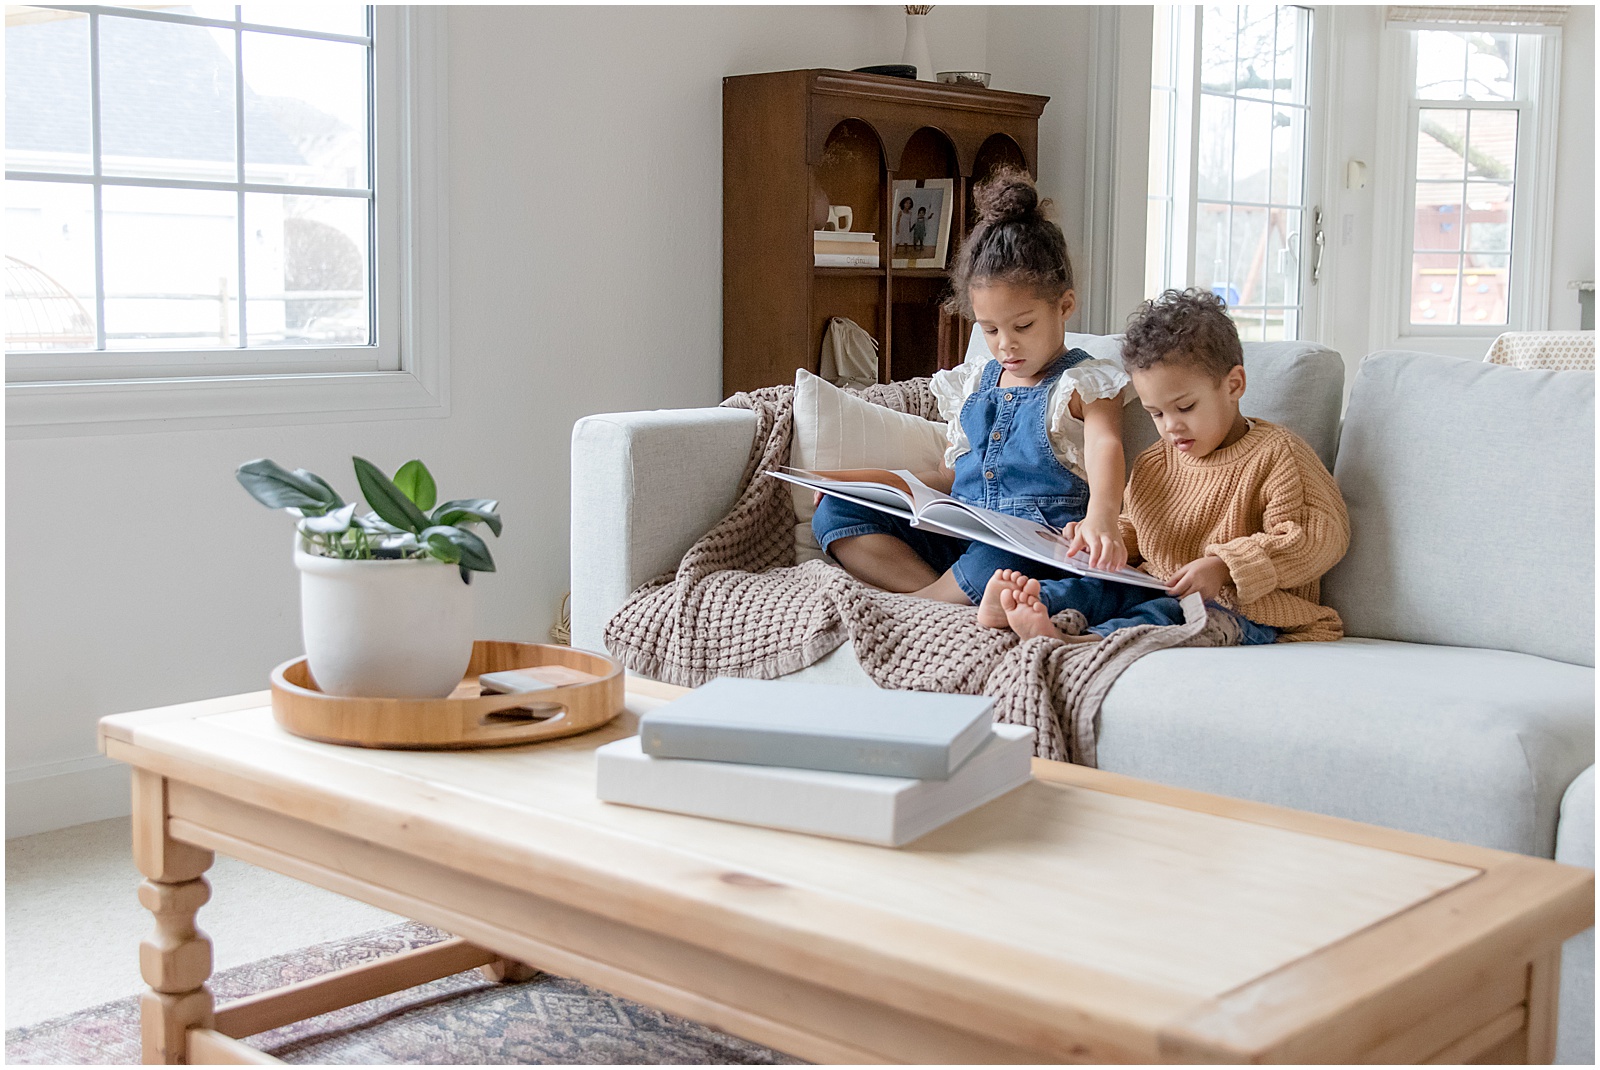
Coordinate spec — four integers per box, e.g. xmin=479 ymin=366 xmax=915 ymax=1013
xmin=917 ymin=502 xmax=1168 ymax=591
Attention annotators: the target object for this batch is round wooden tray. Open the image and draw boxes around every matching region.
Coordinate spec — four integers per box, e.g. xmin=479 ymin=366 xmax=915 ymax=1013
xmin=270 ymin=640 xmax=624 ymax=750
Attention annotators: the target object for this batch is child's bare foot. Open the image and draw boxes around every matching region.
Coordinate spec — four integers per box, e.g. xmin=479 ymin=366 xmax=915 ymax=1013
xmin=1003 ymin=586 xmax=1102 ymax=644
xmin=977 ymin=569 xmax=1027 ymax=629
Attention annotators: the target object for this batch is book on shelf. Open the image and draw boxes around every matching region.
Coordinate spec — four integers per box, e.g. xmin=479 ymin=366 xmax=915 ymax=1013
xmin=813 ymin=230 xmax=876 ymax=243
xmin=814 ymin=252 xmax=879 ymax=268
xmin=768 ymin=467 xmax=1169 ymax=591
xmin=596 ymin=723 xmax=1033 ymax=847
xmin=638 ymin=678 xmax=993 ymax=778
xmin=815 ymin=239 xmax=881 ymax=256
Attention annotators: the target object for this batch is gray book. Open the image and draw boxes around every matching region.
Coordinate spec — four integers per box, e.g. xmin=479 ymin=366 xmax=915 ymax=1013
xmin=638 ymin=678 xmax=995 ymax=779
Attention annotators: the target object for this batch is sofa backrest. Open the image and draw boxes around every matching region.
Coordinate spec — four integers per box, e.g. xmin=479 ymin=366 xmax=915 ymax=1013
xmin=966 ymin=328 xmax=1345 ymax=467
xmin=1322 ymin=351 xmax=1595 ymax=666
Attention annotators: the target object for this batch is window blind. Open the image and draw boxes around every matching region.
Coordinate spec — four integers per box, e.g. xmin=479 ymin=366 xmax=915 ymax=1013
xmin=1386 ymin=5 xmax=1568 ymax=28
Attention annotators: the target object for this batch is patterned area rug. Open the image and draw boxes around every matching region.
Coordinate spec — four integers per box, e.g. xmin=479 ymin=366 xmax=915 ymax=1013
xmin=5 ymin=921 xmax=803 ymax=1064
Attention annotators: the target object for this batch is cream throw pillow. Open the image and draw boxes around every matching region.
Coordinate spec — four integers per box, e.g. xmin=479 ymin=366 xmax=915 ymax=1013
xmin=791 ymin=368 xmax=949 ymax=562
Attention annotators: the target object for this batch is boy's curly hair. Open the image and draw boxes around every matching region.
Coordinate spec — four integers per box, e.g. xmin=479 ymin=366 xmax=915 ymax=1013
xmin=942 ymin=168 xmax=1074 ymax=318
xmin=1122 ymin=288 xmax=1243 ymax=380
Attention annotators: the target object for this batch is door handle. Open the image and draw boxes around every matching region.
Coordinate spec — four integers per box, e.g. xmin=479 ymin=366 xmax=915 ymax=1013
xmin=1312 ymin=208 xmax=1326 ymax=285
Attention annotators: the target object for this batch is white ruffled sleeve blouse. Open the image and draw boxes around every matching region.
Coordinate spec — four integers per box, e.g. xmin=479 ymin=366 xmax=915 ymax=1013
xmin=930 ymin=351 xmax=1133 ymax=480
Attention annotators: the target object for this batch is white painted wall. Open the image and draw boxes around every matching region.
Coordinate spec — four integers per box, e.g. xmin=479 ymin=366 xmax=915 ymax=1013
xmin=988 ymin=5 xmax=1097 ymax=327
xmin=1548 ymin=4 xmax=1595 ymax=329
xmin=4 ymin=5 xmax=1003 ymax=836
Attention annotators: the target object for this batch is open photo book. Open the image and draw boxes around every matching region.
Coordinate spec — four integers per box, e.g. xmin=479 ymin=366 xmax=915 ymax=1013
xmin=769 ymin=467 xmax=1169 ymax=591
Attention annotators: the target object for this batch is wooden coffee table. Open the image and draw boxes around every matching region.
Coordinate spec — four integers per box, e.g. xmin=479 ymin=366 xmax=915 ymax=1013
xmin=99 ymin=678 xmax=1592 ymax=1064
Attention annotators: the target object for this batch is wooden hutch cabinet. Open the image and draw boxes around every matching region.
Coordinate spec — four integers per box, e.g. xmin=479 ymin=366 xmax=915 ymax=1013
xmin=722 ymin=68 xmax=1049 ymax=397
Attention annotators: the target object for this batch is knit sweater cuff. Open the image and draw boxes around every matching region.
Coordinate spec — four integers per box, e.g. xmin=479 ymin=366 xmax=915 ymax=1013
xmin=1207 ymin=538 xmax=1278 ymax=604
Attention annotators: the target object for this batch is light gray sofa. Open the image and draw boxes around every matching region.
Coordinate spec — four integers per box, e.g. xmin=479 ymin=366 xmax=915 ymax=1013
xmin=571 ymin=340 xmax=1595 ymax=1063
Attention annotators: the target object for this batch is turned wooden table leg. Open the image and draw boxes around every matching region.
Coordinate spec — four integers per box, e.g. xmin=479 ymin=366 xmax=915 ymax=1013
xmin=132 ymin=769 xmax=216 ymax=1065
xmin=1523 ymin=948 xmax=1562 ymax=1064
xmin=478 ymin=958 xmax=539 ymax=983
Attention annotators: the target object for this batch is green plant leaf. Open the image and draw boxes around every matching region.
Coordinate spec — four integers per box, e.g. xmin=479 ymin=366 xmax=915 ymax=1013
xmin=393 ymin=460 xmax=437 ymax=512
xmin=430 ymin=498 xmax=502 ymax=537
xmin=420 ymin=524 xmax=495 ymax=573
xmin=352 ymin=456 xmax=430 ymax=534
xmin=418 ymin=528 xmax=463 ymax=563
xmin=236 ymin=459 xmax=334 ymax=513
xmin=459 ymin=565 xmax=472 ymax=585
xmin=298 ymin=502 xmax=356 ymax=535
xmin=295 ymin=470 xmax=345 ymax=511
xmin=354 ymin=512 xmax=404 ymax=535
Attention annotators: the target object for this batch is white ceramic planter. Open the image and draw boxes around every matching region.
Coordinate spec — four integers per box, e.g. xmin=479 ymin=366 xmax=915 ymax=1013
xmin=295 ymin=539 xmax=474 ymax=698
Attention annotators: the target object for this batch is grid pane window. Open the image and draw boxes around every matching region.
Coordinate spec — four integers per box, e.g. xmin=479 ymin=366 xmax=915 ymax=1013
xmin=5 ymin=8 xmax=93 ymax=175
xmin=1407 ymin=30 xmax=1521 ymax=329
xmin=4 ymin=5 xmax=374 ymax=355
xmin=1145 ymin=4 xmax=1182 ymax=298
xmin=4 ymin=181 xmax=97 ymax=350
xmin=1196 ymin=4 xmax=1311 ymax=341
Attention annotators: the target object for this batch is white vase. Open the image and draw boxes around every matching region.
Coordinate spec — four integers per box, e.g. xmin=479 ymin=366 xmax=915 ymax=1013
xmin=901 ymin=12 xmax=936 ymax=82
xmin=294 ymin=539 xmax=474 ymax=698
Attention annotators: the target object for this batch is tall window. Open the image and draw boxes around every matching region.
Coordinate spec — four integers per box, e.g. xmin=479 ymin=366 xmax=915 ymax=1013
xmin=1371 ymin=7 xmax=1563 ymax=348
xmin=1146 ymin=5 xmax=1315 ymax=341
xmin=6 ymin=5 xmax=380 ymax=368
xmin=1403 ymin=29 xmax=1537 ymax=330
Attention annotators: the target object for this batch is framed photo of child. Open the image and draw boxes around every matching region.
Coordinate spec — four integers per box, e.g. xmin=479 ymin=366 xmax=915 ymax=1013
xmin=890 ymin=178 xmax=954 ymax=269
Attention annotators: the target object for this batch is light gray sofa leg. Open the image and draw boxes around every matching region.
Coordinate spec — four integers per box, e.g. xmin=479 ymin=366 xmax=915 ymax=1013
xmin=1556 ymin=765 xmax=1595 ymax=1064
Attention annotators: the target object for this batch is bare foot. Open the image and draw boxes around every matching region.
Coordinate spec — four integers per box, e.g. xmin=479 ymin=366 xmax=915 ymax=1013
xmin=1004 ymin=587 xmax=1102 ymax=644
xmin=977 ymin=569 xmax=1027 ymax=629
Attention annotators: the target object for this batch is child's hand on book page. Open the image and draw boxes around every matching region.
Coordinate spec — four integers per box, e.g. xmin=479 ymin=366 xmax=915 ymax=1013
xmin=1064 ymin=512 xmax=1129 ymax=572
xmin=1164 ymin=555 xmax=1230 ymax=601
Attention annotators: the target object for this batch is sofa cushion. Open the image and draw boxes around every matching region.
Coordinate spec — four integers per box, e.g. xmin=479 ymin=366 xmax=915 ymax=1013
xmin=968 ymin=328 xmax=1344 ymax=467
xmin=790 ymin=368 xmax=949 ymax=561
xmin=1323 ymin=352 xmax=1595 ymax=666
xmin=1095 ymin=638 xmax=1595 ymax=857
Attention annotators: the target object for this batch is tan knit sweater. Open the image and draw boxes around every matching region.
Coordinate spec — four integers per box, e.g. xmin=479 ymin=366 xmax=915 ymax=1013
xmin=1120 ymin=419 xmax=1351 ymax=642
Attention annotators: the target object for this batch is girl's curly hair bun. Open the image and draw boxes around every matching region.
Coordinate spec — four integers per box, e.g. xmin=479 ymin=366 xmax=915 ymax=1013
xmin=942 ymin=167 xmax=1072 ymax=318
xmin=973 ymin=168 xmax=1047 ymax=227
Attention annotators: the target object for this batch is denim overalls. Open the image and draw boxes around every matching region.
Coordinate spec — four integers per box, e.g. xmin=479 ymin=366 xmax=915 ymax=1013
xmin=813 ymin=350 xmax=1093 ymax=609
xmin=811 ymin=349 xmax=1280 ymax=644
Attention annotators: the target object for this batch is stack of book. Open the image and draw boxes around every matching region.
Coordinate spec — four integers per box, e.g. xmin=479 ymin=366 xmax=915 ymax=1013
xmin=814 ymin=230 xmax=879 ymax=268
xmin=595 ymin=678 xmax=1033 ymax=847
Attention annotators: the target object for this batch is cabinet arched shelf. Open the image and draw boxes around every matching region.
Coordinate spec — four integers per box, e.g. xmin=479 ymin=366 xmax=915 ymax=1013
xmin=725 ymin=68 xmax=1048 ymax=396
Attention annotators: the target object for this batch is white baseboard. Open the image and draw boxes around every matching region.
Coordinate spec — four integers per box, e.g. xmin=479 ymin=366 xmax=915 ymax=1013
xmin=6 ymin=755 xmax=131 ymax=838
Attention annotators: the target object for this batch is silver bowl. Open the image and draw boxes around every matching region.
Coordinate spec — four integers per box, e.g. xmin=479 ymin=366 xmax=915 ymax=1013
xmin=937 ymin=71 xmax=990 ymax=88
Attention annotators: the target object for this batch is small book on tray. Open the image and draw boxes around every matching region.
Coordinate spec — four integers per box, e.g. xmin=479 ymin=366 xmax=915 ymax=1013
xmin=768 ymin=467 xmax=1168 ymax=590
xmin=596 ymin=723 xmax=1033 ymax=847
xmin=638 ymin=678 xmax=993 ymax=778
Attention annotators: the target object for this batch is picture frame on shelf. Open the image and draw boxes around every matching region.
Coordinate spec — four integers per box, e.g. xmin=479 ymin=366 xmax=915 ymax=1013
xmin=891 ymin=178 xmax=954 ymax=269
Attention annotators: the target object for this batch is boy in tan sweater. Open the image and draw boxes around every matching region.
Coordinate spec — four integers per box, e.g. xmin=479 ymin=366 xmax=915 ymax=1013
xmin=998 ymin=288 xmax=1350 ymax=644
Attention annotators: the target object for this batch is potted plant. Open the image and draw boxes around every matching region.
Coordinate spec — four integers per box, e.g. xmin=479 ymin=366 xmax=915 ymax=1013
xmin=237 ymin=456 xmax=502 ymax=699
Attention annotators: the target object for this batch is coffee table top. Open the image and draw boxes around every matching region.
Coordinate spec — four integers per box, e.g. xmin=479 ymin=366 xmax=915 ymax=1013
xmin=100 ymin=677 xmax=1593 ymax=1062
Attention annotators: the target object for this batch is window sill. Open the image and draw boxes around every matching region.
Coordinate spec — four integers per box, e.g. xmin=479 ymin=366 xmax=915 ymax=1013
xmin=5 ymin=367 xmax=449 ymax=438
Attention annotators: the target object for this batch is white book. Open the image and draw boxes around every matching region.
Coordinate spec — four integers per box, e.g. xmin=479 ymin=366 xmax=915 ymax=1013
xmin=596 ymin=723 xmax=1033 ymax=847
xmin=768 ymin=467 xmax=1169 ymax=591
xmin=812 ymin=230 xmax=876 ymax=242
xmin=813 ymin=252 xmax=879 ymax=267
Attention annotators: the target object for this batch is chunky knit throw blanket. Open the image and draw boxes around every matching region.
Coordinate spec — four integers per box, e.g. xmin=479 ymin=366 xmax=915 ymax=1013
xmin=603 ymin=381 xmax=1241 ymax=766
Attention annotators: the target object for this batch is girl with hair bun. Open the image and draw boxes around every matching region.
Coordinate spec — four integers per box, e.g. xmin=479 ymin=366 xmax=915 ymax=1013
xmin=811 ymin=168 xmax=1132 ymax=633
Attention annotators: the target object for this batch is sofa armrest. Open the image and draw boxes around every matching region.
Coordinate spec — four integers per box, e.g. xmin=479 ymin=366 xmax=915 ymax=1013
xmin=570 ymin=407 xmax=758 ymax=651
xmin=1556 ymin=765 xmax=1594 ymax=1064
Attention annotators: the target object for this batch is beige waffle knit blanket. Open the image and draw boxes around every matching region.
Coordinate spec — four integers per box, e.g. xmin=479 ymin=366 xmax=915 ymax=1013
xmin=603 ymin=381 xmax=1241 ymax=766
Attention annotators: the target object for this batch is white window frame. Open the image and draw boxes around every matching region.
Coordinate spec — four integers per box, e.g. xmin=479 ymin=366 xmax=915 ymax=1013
xmin=1145 ymin=4 xmax=1328 ymax=343
xmin=6 ymin=5 xmax=448 ymax=437
xmin=1368 ymin=19 xmax=1560 ymax=358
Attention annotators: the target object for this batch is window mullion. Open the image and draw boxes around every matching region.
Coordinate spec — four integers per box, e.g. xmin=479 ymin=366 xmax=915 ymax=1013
xmin=235 ymin=18 xmax=247 ymax=348
xmin=88 ymin=11 xmax=107 ymax=352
